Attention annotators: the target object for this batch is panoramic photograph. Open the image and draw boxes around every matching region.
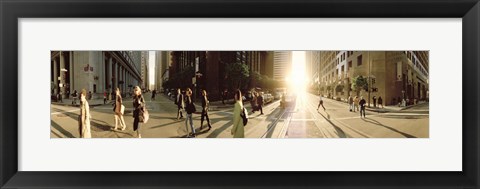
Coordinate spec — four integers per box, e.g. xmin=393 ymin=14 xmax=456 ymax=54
xmin=50 ymin=51 xmax=429 ymax=138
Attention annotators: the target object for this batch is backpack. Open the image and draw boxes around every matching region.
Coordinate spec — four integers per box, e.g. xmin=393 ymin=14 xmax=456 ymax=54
xmin=240 ymin=107 xmax=248 ymax=126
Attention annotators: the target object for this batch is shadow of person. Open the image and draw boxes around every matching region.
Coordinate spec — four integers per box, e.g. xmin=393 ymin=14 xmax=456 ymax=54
xmin=362 ymin=117 xmax=416 ymax=138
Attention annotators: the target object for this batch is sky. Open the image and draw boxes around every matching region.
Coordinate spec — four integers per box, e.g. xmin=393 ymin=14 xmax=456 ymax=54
xmin=149 ymin=51 xmax=155 ymax=88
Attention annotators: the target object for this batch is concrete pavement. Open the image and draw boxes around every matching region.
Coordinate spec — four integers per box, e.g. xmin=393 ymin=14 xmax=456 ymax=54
xmin=51 ymin=92 xmax=428 ymax=138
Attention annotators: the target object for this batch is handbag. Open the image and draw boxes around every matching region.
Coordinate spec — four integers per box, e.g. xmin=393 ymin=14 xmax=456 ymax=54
xmin=120 ymin=105 xmax=125 ymax=115
xmin=142 ymin=107 xmax=149 ymax=123
xmin=240 ymin=107 xmax=248 ymax=126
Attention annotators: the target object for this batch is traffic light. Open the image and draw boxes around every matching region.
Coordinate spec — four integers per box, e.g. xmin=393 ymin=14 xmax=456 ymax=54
xmin=372 ymin=78 xmax=376 ymax=84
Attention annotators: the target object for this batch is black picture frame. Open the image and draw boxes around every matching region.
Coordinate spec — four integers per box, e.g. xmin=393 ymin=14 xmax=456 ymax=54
xmin=1 ymin=0 xmax=479 ymax=188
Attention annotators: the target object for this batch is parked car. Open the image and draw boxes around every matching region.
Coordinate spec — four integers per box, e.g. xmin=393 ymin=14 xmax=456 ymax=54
xmin=263 ymin=93 xmax=274 ymax=104
xmin=274 ymin=92 xmax=282 ymax=100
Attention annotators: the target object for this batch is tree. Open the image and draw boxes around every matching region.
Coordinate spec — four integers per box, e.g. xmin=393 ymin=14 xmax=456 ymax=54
xmin=335 ymin=84 xmax=344 ymax=93
xmin=249 ymin=71 xmax=262 ymax=90
xmin=351 ymin=75 xmax=369 ymax=95
xmin=225 ymin=62 xmax=250 ymax=90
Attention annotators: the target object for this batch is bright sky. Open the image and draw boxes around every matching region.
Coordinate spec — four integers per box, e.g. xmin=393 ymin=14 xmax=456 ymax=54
xmin=289 ymin=51 xmax=307 ymax=93
xmin=149 ymin=51 xmax=155 ymax=88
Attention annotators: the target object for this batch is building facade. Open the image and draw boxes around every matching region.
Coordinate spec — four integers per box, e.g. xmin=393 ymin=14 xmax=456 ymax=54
xmin=168 ymin=51 xmax=273 ymax=100
xmin=141 ymin=51 xmax=149 ymax=90
xmin=319 ymin=51 xmax=429 ymax=105
xmin=305 ymin=51 xmax=321 ymax=91
xmin=51 ymin=51 xmax=143 ymax=99
xmin=155 ymin=51 xmax=170 ymax=91
xmin=273 ymin=51 xmax=292 ymax=81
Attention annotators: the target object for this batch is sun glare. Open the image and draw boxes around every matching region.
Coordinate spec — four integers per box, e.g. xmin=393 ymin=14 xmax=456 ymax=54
xmin=289 ymin=51 xmax=307 ymax=95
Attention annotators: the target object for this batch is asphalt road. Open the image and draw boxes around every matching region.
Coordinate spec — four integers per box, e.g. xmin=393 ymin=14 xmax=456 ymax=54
xmin=51 ymin=92 xmax=428 ymax=138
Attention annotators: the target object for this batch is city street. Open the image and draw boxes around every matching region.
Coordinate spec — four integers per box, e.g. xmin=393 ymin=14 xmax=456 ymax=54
xmin=51 ymin=92 xmax=428 ymax=138
xmin=283 ymin=93 xmax=429 ymax=138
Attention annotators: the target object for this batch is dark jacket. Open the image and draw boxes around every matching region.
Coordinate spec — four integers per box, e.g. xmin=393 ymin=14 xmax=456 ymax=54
xmin=257 ymin=95 xmax=264 ymax=106
xmin=201 ymin=96 xmax=209 ymax=109
xmin=185 ymin=96 xmax=196 ymax=114
xmin=133 ymin=95 xmax=145 ymax=120
xmin=359 ymin=99 xmax=366 ymax=108
xmin=175 ymin=93 xmax=184 ymax=108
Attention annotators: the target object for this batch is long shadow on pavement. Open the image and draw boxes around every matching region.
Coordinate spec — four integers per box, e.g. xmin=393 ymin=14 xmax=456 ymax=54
xmin=52 ymin=107 xmax=114 ymax=134
xmin=317 ymin=110 xmax=347 ymax=138
xmin=206 ymin=120 xmax=233 ymax=138
xmin=264 ymin=108 xmax=287 ymax=138
xmin=50 ymin=120 xmax=76 ymax=138
xmin=362 ymin=117 xmax=416 ymax=138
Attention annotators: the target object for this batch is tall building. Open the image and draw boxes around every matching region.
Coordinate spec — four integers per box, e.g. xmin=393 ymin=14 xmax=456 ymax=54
xmin=273 ymin=51 xmax=292 ymax=81
xmin=318 ymin=51 xmax=429 ymax=105
xmin=169 ymin=51 xmax=273 ymax=100
xmin=51 ymin=51 xmax=143 ymax=99
xmin=305 ymin=51 xmax=321 ymax=90
xmin=140 ymin=51 xmax=149 ymax=90
xmin=155 ymin=51 xmax=170 ymax=91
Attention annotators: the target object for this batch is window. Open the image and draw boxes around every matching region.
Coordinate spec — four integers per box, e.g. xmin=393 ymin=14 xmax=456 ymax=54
xmin=348 ymin=61 xmax=352 ymax=68
xmin=357 ymin=55 xmax=363 ymax=66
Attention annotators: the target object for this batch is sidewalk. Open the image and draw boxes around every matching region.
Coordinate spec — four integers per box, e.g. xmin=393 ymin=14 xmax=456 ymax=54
xmin=320 ymin=95 xmax=429 ymax=114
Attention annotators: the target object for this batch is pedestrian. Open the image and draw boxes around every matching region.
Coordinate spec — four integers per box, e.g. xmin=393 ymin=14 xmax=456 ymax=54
xmin=373 ymin=96 xmax=377 ymax=108
xmin=378 ymin=96 xmax=383 ymax=108
xmin=88 ymin=91 xmax=92 ymax=100
xmin=57 ymin=92 xmax=63 ymax=103
xmin=132 ymin=86 xmax=146 ymax=138
xmin=113 ymin=88 xmax=126 ymax=131
xmin=175 ymin=88 xmax=184 ymax=120
xmin=317 ymin=95 xmax=326 ymax=111
xmin=103 ymin=91 xmax=107 ymax=104
xmin=221 ymin=89 xmax=227 ymax=105
xmin=348 ymin=95 xmax=354 ymax=112
xmin=78 ymin=89 xmax=91 ymax=138
xmin=231 ymin=89 xmax=244 ymax=138
xmin=66 ymin=90 xmax=70 ymax=99
xmin=151 ymin=89 xmax=156 ymax=101
xmin=257 ymin=92 xmax=264 ymax=115
xmin=402 ymin=98 xmax=407 ymax=107
xmin=359 ymin=96 xmax=366 ymax=118
xmin=200 ymin=90 xmax=212 ymax=131
xmin=72 ymin=90 xmax=78 ymax=105
xmin=353 ymin=96 xmax=359 ymax=112
xmin=184 ymin=88 xmax=196 ymax=138
xmin=250 ymin=92 xmax=258 ymax=113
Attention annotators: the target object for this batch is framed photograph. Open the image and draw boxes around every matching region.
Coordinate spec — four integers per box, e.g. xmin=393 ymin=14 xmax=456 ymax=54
xmin=1 ymin=0 xmax=478 ymax=188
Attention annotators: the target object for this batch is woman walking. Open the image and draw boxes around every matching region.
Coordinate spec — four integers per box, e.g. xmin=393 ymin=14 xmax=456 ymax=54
xmin=113 ymin=88 xmax=126 ymax=131
xmin=133 ymin=86 xmax=146 ymax=138
xmin=231 ymin=89 xmax=244 ymax=138
xmin=200 ymin=90 xmax=212 ymax=131
xmin=185 ymin=88 xmax=196 ymax=137
xmin=354 ymin=96 xmax=360 ymax=112
xmin=251 ymin=92 xmax=258 ymax=113
xmin=79 ymin=89 xmax=91 ymax=138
